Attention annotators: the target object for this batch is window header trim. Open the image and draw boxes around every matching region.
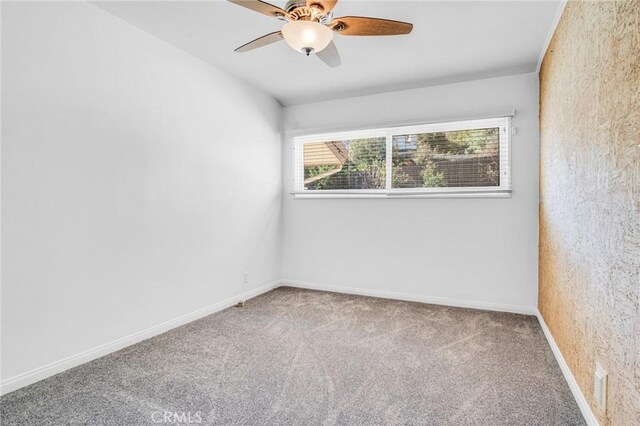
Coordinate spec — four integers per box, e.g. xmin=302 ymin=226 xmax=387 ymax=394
xmin=287 ymin=110 xmax=516 ymax=139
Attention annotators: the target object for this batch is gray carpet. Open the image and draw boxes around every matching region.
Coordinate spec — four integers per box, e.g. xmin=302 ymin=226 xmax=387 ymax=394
xmin=1 ymin=287 xmax=584 ymax=425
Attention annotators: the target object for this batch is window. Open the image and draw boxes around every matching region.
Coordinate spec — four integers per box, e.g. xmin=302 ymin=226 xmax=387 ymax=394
xmin=303 ymin=137 xmax=386 ymax=190
xmin=294 ymin=117 xmax=511 ymax=198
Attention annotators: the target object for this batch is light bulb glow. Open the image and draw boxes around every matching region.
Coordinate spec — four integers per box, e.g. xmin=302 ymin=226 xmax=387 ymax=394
xmin=281 ymin=21 xmax=334 ymax=54
xmin=302 ymin=29 xmax=316 ymax=44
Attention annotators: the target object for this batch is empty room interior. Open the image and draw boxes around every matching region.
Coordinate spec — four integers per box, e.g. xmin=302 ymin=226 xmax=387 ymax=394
xmin=1 ymin=0 xmax=638 ymax=425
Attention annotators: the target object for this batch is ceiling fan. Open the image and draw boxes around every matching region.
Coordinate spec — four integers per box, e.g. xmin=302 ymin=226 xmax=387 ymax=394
xmin=228 ymin=0 xmax=413 ymax=67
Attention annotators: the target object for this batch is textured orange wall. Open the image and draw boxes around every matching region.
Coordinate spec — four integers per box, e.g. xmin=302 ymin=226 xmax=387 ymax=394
xmin=538 ymin=1 xmax=639 ymax=425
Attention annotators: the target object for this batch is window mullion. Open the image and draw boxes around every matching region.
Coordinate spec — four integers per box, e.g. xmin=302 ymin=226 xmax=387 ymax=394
xmin=295 ymin=139 xmax=307 ymax=193
xmin=385 ymin=131 xmax=392 ymax=191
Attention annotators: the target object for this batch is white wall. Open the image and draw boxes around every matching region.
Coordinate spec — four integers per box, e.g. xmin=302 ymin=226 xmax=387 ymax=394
xmin=282 ymin=73 xmax=539 ymax=312
xmin=1 ymin=2 xmax=282 ymax=383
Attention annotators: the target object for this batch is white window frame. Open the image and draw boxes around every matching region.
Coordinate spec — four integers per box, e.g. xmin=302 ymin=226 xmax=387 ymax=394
xmin=293 ymin=117 xmax=512 ymax=199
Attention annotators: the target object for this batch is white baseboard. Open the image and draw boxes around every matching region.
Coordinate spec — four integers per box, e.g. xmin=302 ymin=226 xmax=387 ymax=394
xmin=0 ymin=281 xmax=279 ymax=396
xmin=536 ymin=310 xmax=598 ymax=426
xmin=281 ymin=279 xmax=536 ymax=315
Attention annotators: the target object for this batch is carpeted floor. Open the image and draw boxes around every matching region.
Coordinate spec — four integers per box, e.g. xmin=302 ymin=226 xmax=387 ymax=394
xmin=1 ymin=287 xmax=584 ymax=425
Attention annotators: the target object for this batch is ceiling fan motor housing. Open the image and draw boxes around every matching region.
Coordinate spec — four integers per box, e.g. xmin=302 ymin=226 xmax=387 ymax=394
xmin=284 ymin=0 xmax=332 ymax=23
xmin=284 ymin=0 xmax=307 ymax=13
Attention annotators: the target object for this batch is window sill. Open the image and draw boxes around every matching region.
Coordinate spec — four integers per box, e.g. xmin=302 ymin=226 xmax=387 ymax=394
xmin=291 ymin=190 xmax=512 ymax=199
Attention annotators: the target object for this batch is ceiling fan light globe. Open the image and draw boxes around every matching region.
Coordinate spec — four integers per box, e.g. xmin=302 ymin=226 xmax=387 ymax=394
xmin=281 ymin=21 xmax=333 ymax=54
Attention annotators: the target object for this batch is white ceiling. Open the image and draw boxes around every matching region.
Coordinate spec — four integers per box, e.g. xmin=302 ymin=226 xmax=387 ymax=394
xmin=94 ymin=0 xmax=562 ymax=106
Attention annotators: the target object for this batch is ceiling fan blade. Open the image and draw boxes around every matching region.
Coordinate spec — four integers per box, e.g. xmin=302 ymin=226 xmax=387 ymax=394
xmin=307 ymin=0 xmax=338 ymax=14
xmin=227 ymin=0 xmax=289 ymax=19
xmin=235 ymin=31 xmax=283 ymax=53
xmin=330 ymin=16 xmax=413 ymax=36
xmin=317 ymin=41 xmax=341 ymax=67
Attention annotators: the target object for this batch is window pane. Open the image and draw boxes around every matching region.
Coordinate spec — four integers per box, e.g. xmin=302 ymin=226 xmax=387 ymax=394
xmin=391 ymin=128 xmax=500 ymax=188
xmin=303 ymin=137 xmax=386 ymax=190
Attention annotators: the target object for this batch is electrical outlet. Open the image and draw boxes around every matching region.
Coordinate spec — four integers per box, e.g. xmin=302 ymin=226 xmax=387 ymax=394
xmin=594 ymin=362 xmax=607 ymax=411
xmin=243 ymin=271 xmax=249 ymax=284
